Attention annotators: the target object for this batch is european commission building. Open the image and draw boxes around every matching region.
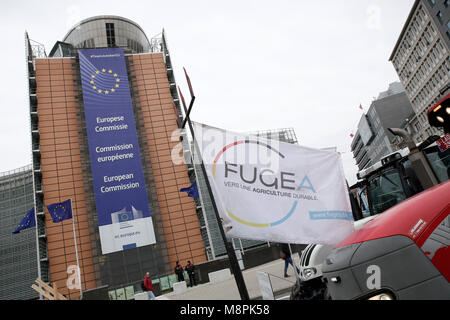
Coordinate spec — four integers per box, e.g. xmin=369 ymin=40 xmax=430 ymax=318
xmin=25 ymin=16 xmax=209 ymax=300
xmin=3 ymin=16 xmax=302 ymax=300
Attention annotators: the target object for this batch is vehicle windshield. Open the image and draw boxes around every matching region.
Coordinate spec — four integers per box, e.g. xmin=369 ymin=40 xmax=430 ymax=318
xmin=368 ymin=168 xmax=407 ymax=215
xmin=423 ymin=146 xmax=450 ymax=183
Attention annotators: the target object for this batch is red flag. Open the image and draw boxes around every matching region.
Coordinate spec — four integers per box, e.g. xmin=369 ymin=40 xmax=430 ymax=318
xmin=183 ymin=67 xmax=194 ymax=98
xmin=350 ymin=133 xmax=354 ymax=138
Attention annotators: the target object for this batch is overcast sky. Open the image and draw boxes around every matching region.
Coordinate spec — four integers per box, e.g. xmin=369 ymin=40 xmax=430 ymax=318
xmin=0 ymin=0 xmax=414 ymax=185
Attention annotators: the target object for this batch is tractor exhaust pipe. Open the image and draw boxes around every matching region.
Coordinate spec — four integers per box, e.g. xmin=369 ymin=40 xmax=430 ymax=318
xmin=388 ymin=127 xmax=439 ymax=189
xmin=387 ymin=128 xmax=417 ymax=152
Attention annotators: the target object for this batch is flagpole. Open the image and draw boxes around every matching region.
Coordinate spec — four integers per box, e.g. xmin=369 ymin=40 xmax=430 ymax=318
xmin=288 ymin=243 xmax=300 ymax=283
xmin=189 ymin=124 xmax=250 ymax=300
xmin=70 ymin=198 xmax=83 ymax=300
xmin=178 ymin=70 xmax=250 ymax=300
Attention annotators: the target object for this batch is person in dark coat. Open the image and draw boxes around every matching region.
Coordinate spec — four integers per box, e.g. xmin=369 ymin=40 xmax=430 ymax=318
xmin=175 ymin=261 xmax=185 ymax=282
xmin=143 ymin=272 xmax=155 ymax=300
xmin=281 ymin=243 xmax=299 ymax=278
xmin=185 ymin=260 xmax=197 ymax=287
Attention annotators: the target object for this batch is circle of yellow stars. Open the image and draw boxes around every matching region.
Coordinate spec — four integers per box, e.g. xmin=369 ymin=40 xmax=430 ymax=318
xmin=90 ymin=68 xmax=121 ymax=95
xmin=52 ymin=203 xmax=67 ymax=219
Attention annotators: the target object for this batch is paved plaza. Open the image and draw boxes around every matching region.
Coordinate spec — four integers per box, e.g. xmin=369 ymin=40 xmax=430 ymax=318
xmin=157 ymin=254 xmax=301 ymax=300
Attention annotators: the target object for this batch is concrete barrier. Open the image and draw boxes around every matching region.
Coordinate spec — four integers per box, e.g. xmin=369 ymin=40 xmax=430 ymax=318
xmin=172 ymin=281 xmax=187 ymax=294
xmin=208 ymin=268 xmax=232 ymax=284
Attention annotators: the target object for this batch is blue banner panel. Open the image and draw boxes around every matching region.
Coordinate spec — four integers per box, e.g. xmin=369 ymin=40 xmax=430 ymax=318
xmin=79 ymin=48 xmax=156 ymax=254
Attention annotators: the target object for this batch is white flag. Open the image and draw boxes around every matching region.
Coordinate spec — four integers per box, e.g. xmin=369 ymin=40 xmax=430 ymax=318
xmin=193 ymin=122 xmax=354 ymax=245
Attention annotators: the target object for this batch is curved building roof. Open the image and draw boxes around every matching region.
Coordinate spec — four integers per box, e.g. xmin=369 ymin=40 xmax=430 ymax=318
xmin=59 ymin=15 xmax=151 ymax=54
xmin=63 ymin=15 xmax=150 ymax=43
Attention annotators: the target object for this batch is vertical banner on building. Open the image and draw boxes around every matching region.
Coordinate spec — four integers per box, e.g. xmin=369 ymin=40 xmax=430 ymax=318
xmin=193 ymin=122 xmax=355 ymax=245
xmin=79 ymin=48 xmax=156 ymax=254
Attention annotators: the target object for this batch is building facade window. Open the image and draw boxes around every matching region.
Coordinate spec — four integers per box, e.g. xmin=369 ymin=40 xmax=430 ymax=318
xmin=106 ymin=23 xmax=116 ymax=47
xmin=436 ymin=11 xmax=443 ymax=25
xmin=421 ymin=7 xmax=428 ymax=20
xmin=415 ymin=122 xmax=422 ymax=131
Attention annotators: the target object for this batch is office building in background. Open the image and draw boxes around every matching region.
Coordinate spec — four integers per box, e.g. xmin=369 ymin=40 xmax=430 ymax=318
xmin=351 ymin=82 xmax=415 ymax=170
xmin=0 ymin=165 xmax=38 ymax=300
xmin=389 ymin=0 xmax=449 ymax=144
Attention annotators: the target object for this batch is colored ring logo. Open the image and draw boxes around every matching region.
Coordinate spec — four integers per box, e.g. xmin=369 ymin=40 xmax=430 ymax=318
xmin=212 ymin=139 xmax=299 ymax=228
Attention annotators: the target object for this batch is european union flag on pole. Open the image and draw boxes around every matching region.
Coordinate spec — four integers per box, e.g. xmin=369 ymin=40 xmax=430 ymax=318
xmin=180 ymin=181 xmax=199 ymax=198
xmin=12 ymin=208 xmax=36 ymax=234
xmin=47 ymin=199 xmax=72 ymax=223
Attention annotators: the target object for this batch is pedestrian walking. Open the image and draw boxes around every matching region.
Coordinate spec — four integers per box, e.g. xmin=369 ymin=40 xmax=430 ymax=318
xmin=143 ymin=272 xmax=156 ymax=300
xmin=280 ymin=243 xmax=299 ymax=278
xmin=185 ymin=260 xmax=197 ymax=287
xmin=175 ymin=261 xmax=185 ymax=282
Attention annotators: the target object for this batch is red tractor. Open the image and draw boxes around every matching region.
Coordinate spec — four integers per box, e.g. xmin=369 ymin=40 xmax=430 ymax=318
xmin=291 ymin=94 xmax=450 ymax=300
xmin=322 ymin=180 xmax=449 ymax=300
xmin=321 ymin=95 xmax=450 ymax=300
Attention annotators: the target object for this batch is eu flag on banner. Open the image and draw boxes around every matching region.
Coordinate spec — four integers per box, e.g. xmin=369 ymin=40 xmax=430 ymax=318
xmin=47 ymin=199 xmax=72 ymax=223
xmin=180 ymin=181 xmax=199 ymax=198
xmin=12 ymin=208 xmax=36 ymax=234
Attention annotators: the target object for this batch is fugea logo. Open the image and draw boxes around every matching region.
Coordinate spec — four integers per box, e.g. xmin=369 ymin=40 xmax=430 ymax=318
xmin=366 ymin=265 xmax=381 ymax=290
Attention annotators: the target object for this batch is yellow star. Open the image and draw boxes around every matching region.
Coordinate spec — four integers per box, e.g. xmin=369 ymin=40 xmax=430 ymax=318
xmin=116 ymin=78 xmax=120 ymax=82
xmin=105 ymin=90 xmax=109 ymax=94
xmin=96 ymin=71 xmax=100 ymax=74
xmin=111 ymin=88 xmax=115 ymax=92
xmin=92 ymin=86 xmax=97 ymax=89
xmin=115 ymin=84 xmax=119 ymax=88
xmin=91 ymin=75 xmax=96 ymax=78
xmin=113 ymin=73 xmax=118 ymax=77
xmin=108 ymin=70 xmax=112 ymax=73
xmin=102 ymin=68 xmax=106 ymax=72
xmin=90 ymin=80 xmax=94 ymax=84
xmin=98 ymin=89 xmax=102 ymax=93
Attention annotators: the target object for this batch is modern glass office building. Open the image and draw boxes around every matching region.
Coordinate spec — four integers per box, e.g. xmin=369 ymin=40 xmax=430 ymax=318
xmin=26 ymin=16 xmax=206 ymax=299
xmin=0 ymin=165 xmax=38 ymax=300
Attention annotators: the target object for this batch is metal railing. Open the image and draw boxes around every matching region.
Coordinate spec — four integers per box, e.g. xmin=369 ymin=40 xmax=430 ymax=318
xmin=0 ymin=164 xmax=32 ymax=178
